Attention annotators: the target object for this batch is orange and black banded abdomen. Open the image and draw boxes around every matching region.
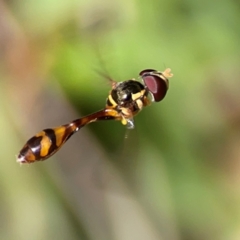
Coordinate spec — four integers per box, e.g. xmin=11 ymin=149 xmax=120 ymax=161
xmin=17 ymin=125 xmax=77 ymax=163
xmin=17 ymin=108 xmax=122 ymax=164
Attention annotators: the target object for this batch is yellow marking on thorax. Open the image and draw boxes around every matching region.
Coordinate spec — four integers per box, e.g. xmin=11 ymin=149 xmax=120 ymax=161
xmin=131 ymin=89 xmax=146 ymax=101
xmin=107 ymin=94 xmax=118 ymax=108
xmin=136 ymin=99 xmax=143 ymax=110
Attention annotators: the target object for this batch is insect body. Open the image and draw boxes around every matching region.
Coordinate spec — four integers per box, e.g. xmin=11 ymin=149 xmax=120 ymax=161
xmin=17 ymin=68 xmax=173 ymax=164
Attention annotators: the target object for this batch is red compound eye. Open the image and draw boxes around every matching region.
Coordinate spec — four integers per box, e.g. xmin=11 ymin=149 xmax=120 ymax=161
xmin=140 ymin=69 xmax=170 ymax=102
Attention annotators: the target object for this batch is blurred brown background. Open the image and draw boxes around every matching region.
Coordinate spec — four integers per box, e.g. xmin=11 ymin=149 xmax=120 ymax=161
xmin=0 ymin=0 xmax=240 ymax=239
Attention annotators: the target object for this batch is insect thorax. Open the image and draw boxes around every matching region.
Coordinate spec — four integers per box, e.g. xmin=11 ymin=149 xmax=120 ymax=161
xmin=106 ymin=80 xmax=149 ymax=115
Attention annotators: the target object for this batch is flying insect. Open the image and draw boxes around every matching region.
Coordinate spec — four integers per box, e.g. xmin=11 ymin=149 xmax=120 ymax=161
xmin=17 ymin=68 xmax=173 ymax=164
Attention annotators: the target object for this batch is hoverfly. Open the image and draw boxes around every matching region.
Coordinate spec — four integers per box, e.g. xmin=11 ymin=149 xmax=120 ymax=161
xmin=17 ymin=68 xmax=173 ymax=164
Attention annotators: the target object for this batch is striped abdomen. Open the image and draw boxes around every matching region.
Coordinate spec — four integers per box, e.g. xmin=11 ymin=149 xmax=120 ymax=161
xmin=17 ymin=124 xmax=78 ymax=163
xmin=17 ymin=108 xmax=122 ymax=163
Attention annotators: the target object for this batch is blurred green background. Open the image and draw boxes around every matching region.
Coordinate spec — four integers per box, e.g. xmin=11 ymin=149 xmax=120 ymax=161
xmin=1 ymin=0 xmax=240 ymax=239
